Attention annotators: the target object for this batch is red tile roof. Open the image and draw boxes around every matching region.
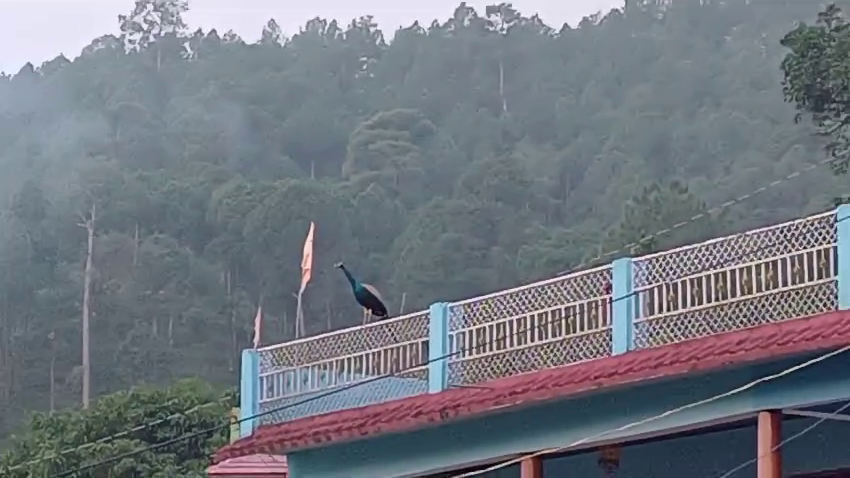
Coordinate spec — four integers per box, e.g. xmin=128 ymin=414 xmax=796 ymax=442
xmin=207 ymin=454 xmax=288 ymax=475
xmin=215 ymin=310 xmax=850 ymax=463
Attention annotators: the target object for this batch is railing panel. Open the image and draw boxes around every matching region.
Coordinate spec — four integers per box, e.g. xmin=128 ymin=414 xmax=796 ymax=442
xmin=447 ymin=265 xmax=613 ymax=387
xmin=244 ymin=209 xmax=848 ymax=433
xmin=633 ymin=211 xmax=838 ymax=349
xmin=255 ymin=310 xmax=429 ymax=424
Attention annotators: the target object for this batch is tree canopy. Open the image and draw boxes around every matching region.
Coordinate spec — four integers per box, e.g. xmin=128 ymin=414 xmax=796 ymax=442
xmin=0 ymin=379 xmax=233 ymax=477
xmin=781 ymin=3 xmax=850 ymax=175
xmin=0 ymin=0 xmax=845 ymax=453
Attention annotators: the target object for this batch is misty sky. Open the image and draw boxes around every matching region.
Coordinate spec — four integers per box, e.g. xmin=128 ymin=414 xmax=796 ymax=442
xmin=0 ymin=0 xmax=621 ymax=74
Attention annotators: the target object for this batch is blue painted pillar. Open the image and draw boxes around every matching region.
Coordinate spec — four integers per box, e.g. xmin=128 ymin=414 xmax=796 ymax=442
xmin=838 ymin=205 xmax=850 ymax=310
xmin=428 ymin=302 xmax=450 ymax=393
xmin=612 ymin=257 xmax=635 ymax=354
xmin=240 ymin=348 xmax=259 ymax=437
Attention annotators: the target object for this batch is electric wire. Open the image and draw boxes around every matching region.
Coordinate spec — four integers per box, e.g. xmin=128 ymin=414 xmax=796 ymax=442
xmin=17 ymin=155 xmax=834 ymax=476
xmin=714 ymin=400 xmax=850 ymax=478
xmin=13 ymin=149 xmax=828 ymax=474
xmin=450 ymin=345 xmax=850 ymax=477
xmin=50 ymin=208 xmax=847 ymax=477
xmin=3 ymin=396 xmax=234 ymax=473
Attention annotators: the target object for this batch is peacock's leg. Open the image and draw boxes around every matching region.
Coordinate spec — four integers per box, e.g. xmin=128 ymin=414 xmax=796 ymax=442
xmin=362 ymin=308 xmax=369 ymax=325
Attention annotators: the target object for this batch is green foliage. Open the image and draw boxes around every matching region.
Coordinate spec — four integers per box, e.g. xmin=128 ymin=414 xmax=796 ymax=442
xmin=0 ymin=379 xmax=232 ymax=477
xmin=606 ymin=181 xmax=730 ymax=256
xmin=0 ymin=0 xmax=843 ymax=459
xmin=781 ymin=3 xmax=850 ymax=173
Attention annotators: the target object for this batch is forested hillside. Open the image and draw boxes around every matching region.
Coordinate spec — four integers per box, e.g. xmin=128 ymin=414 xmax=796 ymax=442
xmin=0 ymin=0 xmax=843 ymax=438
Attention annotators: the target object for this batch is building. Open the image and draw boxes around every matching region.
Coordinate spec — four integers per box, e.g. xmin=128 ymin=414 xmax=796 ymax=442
xmin=213 ymin=207 xmax=850 ymax=477
xmin=207 ymin=454 xmax=288 ymax=477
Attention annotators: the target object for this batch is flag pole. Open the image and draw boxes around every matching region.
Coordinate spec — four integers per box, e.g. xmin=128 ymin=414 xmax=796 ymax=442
xmin=294 ymin=292 xmax=304 ymax=338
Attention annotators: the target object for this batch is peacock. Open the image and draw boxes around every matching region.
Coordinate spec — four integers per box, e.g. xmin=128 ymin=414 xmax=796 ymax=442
xmin=334 ymin=262 xmax=389 ymax=324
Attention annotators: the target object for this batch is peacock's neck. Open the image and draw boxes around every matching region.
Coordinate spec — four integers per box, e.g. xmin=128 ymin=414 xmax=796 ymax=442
xmin=340 ymin=266 xmax=358 ymax=289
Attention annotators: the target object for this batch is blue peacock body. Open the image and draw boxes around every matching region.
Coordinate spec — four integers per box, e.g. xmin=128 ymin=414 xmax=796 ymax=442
xmin=335 ymin=262 xmax=388 ymax=322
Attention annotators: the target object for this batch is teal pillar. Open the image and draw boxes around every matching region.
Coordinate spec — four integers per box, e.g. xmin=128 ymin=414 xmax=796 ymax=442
xmin=838 ymin=205 xmax=850 ymax=310
xmin=240 ymin=348 xmax=260 ymax=437
xmin=612 ymin=257 xmax=635 ymax=354
xmin=428 ymin=302 xmax=450 ymax=393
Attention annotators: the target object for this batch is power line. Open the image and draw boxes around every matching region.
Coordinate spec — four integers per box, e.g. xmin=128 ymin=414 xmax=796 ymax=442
xmin=15 ymin=150 xmax=829 ymax=473
xmin=714 ymin=400 xmax=850 ymax=478
xmin=449 ymin=345 xmax=850 ymax=477
xmin=21 ymin=155 xmax=834 ymax=476
xmin=48 ymin=372 xmax=408 ymax=477
xmin=557 ymin=153 xmax=832 ymax=273
xmin=3 ymin=395 xmax=234 ymax=473
xmin=48 ymin=209 xmax=846 ymax=477
xmin=44 ymin=169 xmax=842 ymax=474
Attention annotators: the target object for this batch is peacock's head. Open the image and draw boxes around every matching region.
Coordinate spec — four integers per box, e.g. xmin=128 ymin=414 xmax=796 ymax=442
xmin=334 ymin=261 xmax=344 ymax=269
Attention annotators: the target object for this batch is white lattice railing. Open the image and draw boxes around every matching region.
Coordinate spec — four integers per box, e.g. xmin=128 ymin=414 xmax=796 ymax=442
xmin=256 ymin=309 xmax=429 ymax=424
xmin=446 ymin=264 xmax=613 ymax=387
xmin=247 ymin=210 xmax=846 ymax=428
xmin=632 ymin=211 xmax=838 ymax=349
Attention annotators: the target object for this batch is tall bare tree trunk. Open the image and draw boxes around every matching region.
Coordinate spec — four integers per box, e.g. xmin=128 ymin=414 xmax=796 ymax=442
xmin=80 ymin=203 xmax=96 ymax=409
xmin=498 ymin=58 xmax=508 ymax=114
xmin=0 ymin=311 xmax=9 ymax=406
xmin=133 ymin=222 xmax=139 ymax=267
xmin=48 ymin=330 xmax=56 ymax=412
xmin=227 ymin=269 xmax=236 ymax=372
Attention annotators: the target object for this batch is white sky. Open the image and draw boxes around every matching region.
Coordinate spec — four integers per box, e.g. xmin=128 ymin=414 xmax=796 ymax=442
xmin=0 ymin=0 xmax=621 ymax=74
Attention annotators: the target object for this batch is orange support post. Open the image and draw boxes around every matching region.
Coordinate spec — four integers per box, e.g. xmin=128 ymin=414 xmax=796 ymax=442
xmin=757 ymin=411 xmax=782 ymax=478
xmin=520 ymin=455 xmax=543 ymax=478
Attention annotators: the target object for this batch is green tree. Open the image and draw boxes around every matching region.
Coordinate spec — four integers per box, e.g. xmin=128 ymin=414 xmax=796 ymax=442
xmin=781 ymin=3 xmax=850 ymax=173
xmin=0 ymin=379 xmax=233 ymax=477
xmin=0 ymin=0 xmax=843 ymax=444
xmin=606 ymin=181 xmax=728 ymax=256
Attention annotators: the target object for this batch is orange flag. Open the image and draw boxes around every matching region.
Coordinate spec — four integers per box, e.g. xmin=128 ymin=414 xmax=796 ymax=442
xmin=252 ymin=305 xmax=262 ymax=348
xmin=299 ymin=222 xmax=315 ymax=295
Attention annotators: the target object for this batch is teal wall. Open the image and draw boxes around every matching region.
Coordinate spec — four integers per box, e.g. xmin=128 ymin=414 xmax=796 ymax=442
xmin=287 ymin=351 xmax=850 ymax=478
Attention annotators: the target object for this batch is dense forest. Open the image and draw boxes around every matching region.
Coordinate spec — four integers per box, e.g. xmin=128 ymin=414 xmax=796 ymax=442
xmin=0 ymin=0 xmax=845 ymax=446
